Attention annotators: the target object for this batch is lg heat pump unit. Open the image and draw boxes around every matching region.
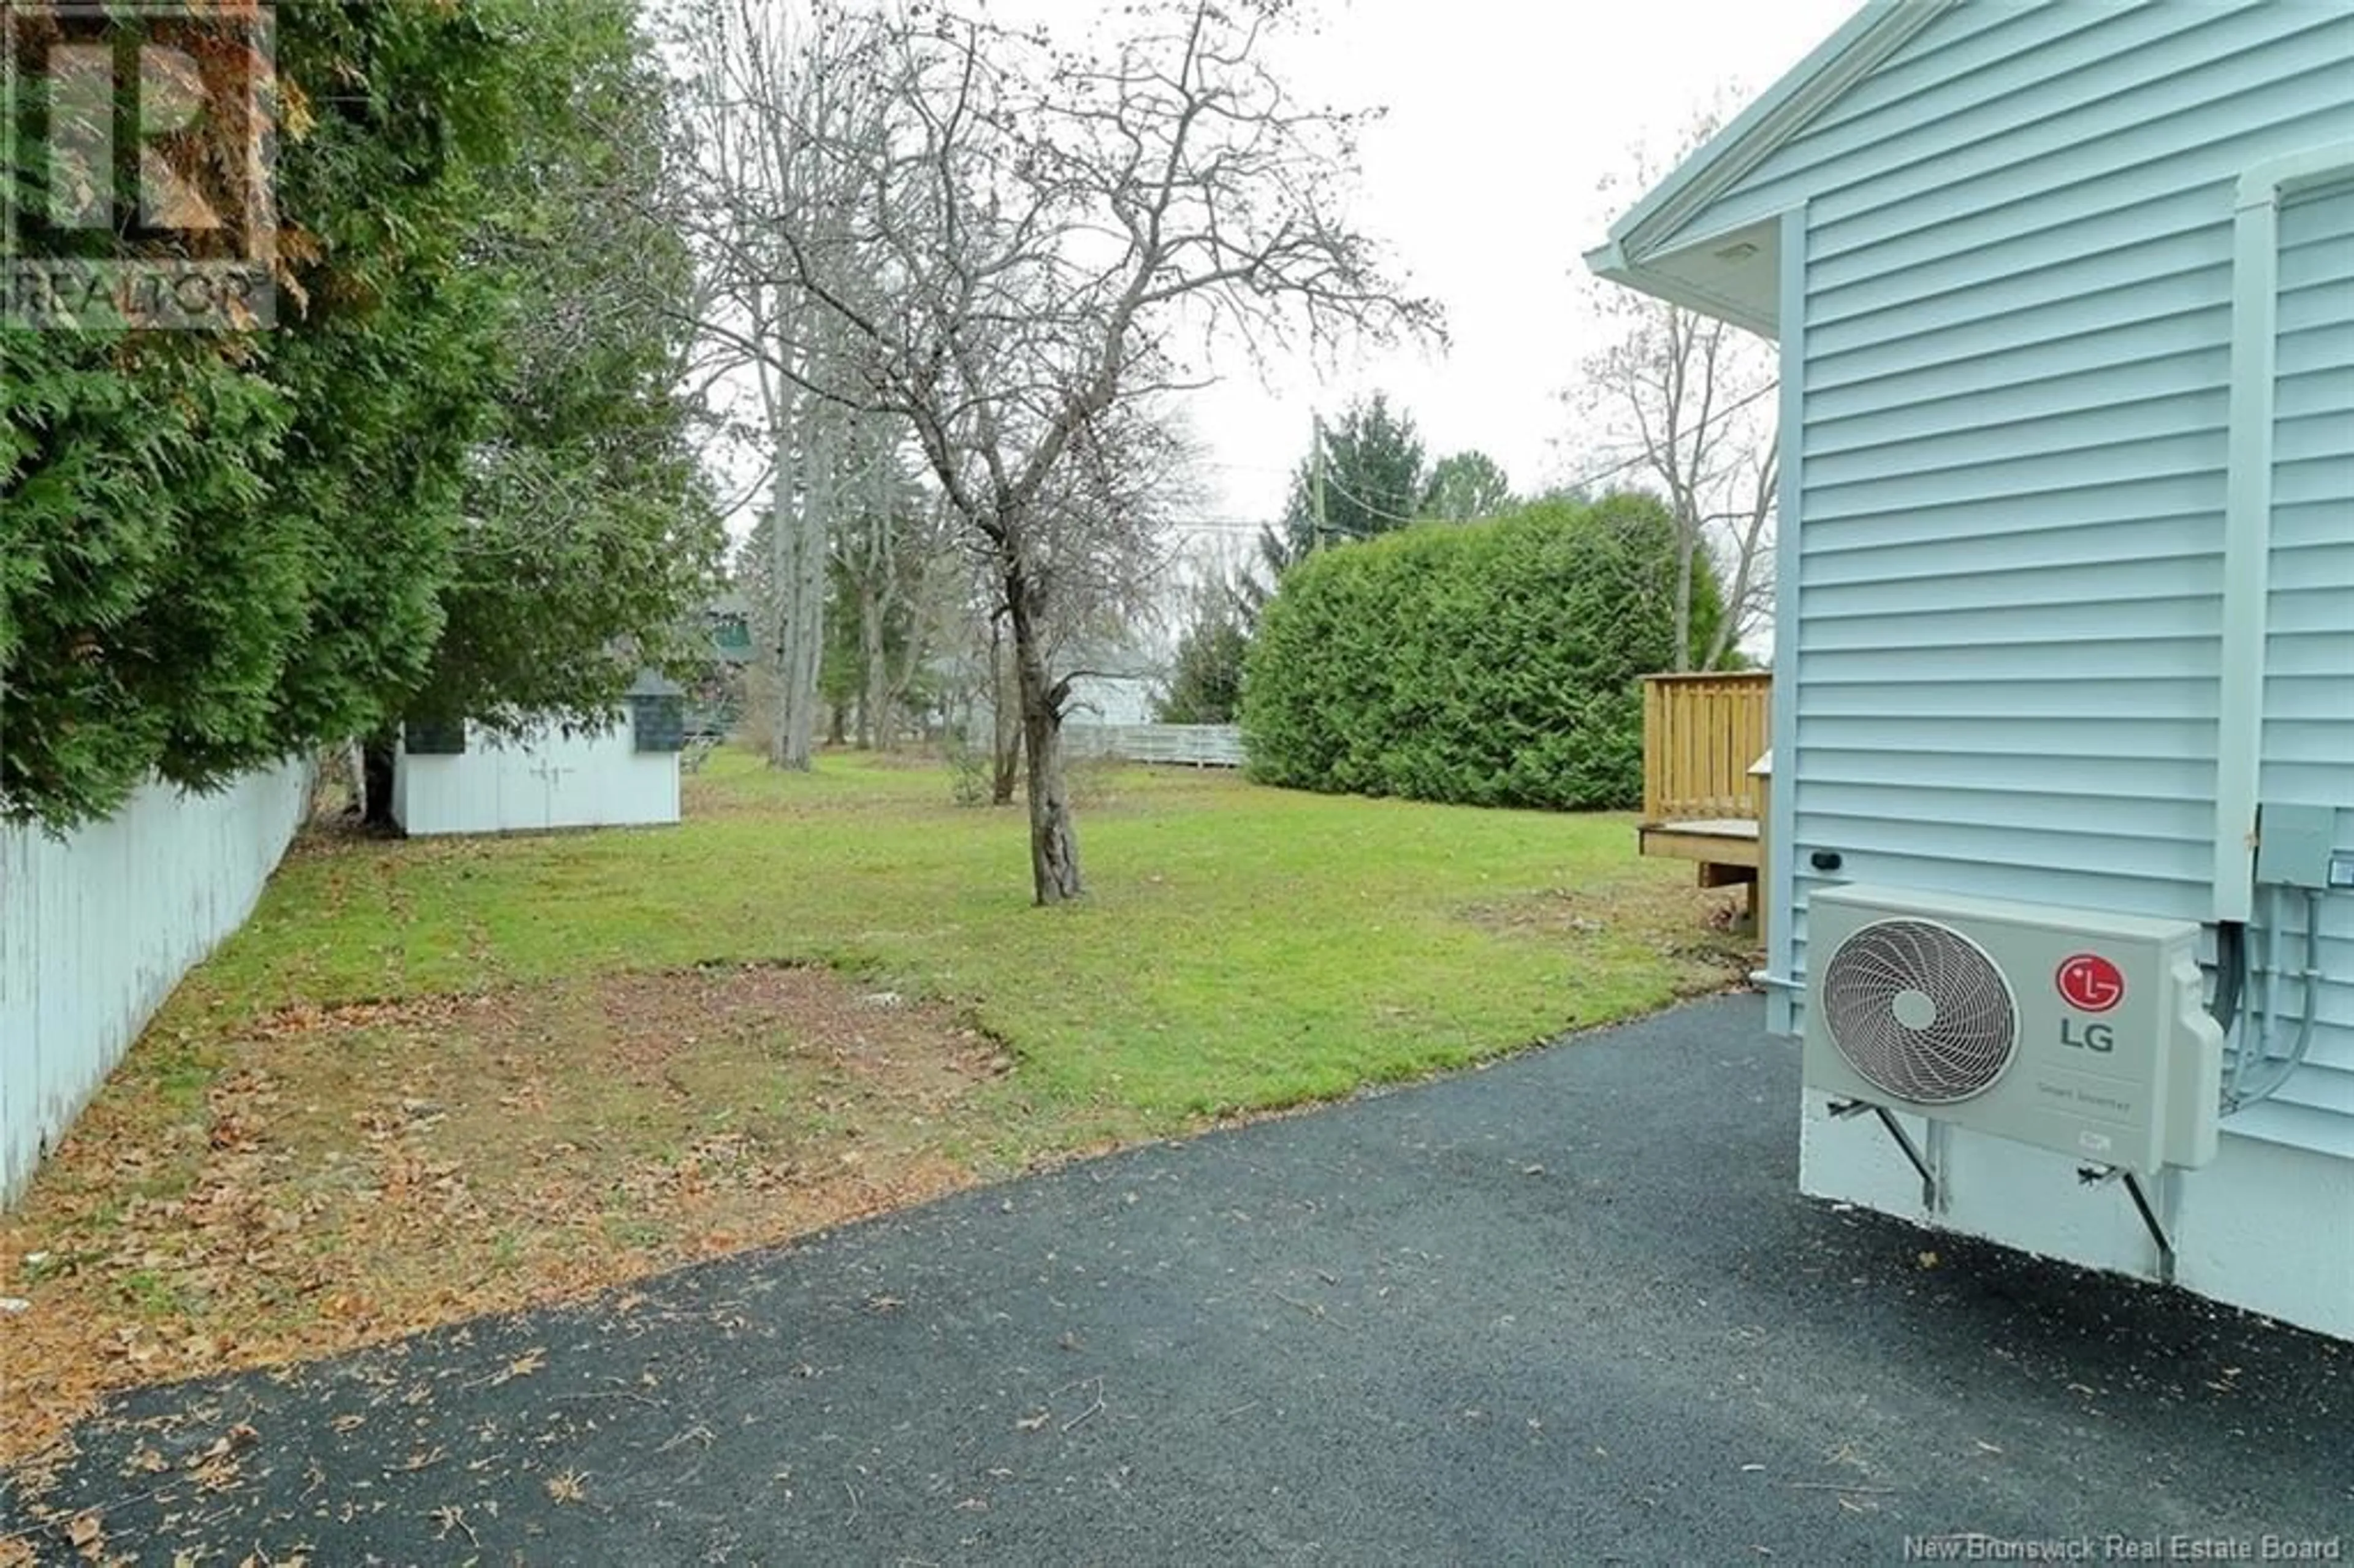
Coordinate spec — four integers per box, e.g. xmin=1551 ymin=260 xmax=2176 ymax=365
xmin=1804 ymin=886 xmax=2225 ymax=1175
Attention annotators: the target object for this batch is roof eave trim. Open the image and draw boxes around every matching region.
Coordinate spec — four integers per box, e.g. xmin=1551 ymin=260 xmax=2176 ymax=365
xmin=1632 ymin=273 xmax=1778 ymax=341
xmin=1606 ymin=0 xmax=1960 ymax=268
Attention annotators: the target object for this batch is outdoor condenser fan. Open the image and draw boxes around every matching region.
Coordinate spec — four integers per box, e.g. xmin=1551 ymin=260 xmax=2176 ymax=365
xmin=1819 ymin=918 xmax=2020 ymax=1105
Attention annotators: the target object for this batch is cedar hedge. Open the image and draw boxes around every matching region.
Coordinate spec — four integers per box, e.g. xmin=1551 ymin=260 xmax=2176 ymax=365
xmin=1240 ymin=493 xmax=1722 ymax=811
xmin=0 ymin=1 xmax=714 ymax=832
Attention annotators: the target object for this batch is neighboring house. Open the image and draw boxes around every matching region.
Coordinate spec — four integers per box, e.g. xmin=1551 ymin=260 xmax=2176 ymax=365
xmin=704 ymin=592 xmax=757 ymax=668
xmin=691 ymin=592 xmax=758 ymax=740
xmin=944 ymin=640 xmax=1168 ymax=739
xmin=1064 ymin=662 xmax=1164 ymax=728
xmin=1590 ymin=0 xmax=2352 ymax=1337
xmin=392 ymin=672 xmax=688 ymax=836
xmin=1032 ymin=637 xmax=1164 ymax=729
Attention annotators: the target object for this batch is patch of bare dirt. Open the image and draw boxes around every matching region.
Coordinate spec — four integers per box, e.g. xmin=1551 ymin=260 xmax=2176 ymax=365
xmin=0 ymin=965 xmax=1013 ymax=1475
xmin=1459 ymin=883 xmax=1758 ymax=981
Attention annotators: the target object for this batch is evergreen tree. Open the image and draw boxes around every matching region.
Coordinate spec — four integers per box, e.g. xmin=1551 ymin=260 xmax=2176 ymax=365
xmin=1420 ymin=451 xmax=1513 ymax=522
xmin=1248 ymin=394 xmax=1429 ymax=612
xmin=1156 ymin=577 xmax=1251 ymax=725
xmin=0 ymin=0 xmax=716 ymax=831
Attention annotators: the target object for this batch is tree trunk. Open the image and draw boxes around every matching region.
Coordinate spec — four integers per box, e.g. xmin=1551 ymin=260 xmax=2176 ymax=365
xmin=360 ymin=728 xmax=399 ymax=833
xmin=771 ymin=401 xmax=829 ymax=771
xmin=764 ymin=449 xmax=801 ymax=769
xmin=863 ymin=454 xmax=898 ymax=751
xmin=1672 ymin=522 xmax=1697 ymax=672
xmin=859 ymin=583 xmax=889 ymax=749
xmin=1007 ymin=577 xmax=1080 ymax=904
xmin=989 ymin=618 xmax=1019 ymax=807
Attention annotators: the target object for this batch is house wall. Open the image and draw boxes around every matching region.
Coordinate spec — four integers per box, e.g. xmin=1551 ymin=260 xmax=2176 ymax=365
xmin=1 ymin=764 xmax=310 ymax=1205
xmin=1726 ymin=4 xmax=2352 ymax=1333
xmin=1064 ymin=674 xmax=1160 ymax=728
xmin=392 ymin=715 xmax=680 ymax=837
xmin=1800 ymin=1096 xmax=2354 ymax=1338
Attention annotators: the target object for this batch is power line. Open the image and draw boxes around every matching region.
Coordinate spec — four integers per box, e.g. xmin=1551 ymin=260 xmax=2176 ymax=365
xmin=1314 ymin=466 xmax=1422 ymax=531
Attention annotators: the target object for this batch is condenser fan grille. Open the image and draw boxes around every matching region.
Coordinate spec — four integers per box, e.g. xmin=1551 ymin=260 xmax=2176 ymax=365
xmin=1821 ymin=918 xmax=2018 ymax=1104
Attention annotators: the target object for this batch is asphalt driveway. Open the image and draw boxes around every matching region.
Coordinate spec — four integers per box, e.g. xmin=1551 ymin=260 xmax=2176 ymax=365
xmin=5 ymin=996 xmax=2346 ymax=1564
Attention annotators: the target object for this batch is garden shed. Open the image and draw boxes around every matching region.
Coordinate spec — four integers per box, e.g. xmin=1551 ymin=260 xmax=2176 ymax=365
xmin=391 ymin=672 xmax=688 ymax=837
xmin=1590 ymin=0 xmax=2353 ymax=1338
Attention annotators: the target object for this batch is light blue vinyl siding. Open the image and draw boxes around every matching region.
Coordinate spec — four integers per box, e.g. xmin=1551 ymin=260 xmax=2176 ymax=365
xmin=1740 ymin=1 xmax=2354 ymax=1157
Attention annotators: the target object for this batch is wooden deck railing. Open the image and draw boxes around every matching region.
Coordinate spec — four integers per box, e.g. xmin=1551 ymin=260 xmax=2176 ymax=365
xmin=1641 ymin=672 xmax=1772 ymax=824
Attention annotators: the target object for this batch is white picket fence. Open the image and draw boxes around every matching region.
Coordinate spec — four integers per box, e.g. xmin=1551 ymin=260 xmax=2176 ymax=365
xmin=0 ymin=763 xmax=310 ymax=1204
xmin=1064 ymin=723 xmax=1245 ymax=768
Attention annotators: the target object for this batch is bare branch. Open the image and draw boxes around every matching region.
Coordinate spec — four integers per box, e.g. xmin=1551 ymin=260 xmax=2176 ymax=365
xmin=668 ymin=0 xmax=1434 ymax=900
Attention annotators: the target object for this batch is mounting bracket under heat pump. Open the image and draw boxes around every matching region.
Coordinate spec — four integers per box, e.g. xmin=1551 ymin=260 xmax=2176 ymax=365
xmin=1828 ymin=1097 xmax=1946 ymax=1211
xmin=1802 ymin=886 xmax=2225 ymax=1177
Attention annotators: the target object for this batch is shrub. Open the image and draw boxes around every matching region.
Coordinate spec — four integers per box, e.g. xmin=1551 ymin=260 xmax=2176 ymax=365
xmin=1240 ymin=493 xmax=1720 ymax=811
xmin=943 ymin=734 xmax=991 ymax=807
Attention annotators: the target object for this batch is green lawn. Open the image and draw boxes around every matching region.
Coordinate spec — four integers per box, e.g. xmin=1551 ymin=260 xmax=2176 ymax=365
xmin=195 ymin=750 xmax=1748 ymax=1133
xmin=4 ymin=749 xmax=1751 ymax=1465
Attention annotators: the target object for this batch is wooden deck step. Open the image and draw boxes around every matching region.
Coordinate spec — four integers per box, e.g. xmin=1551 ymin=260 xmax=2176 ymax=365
xmin=1639 ymin=818 xmax=1762 ymax=869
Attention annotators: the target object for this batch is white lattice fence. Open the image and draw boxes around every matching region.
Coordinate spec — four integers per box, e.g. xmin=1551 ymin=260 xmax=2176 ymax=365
xmin=1063 ymin=723 xmax=1245 ymax=768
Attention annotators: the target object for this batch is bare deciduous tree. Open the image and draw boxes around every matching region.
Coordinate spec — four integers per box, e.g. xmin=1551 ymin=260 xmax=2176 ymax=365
xmin=1572 ymin=116 xmax=1777 ymax=671
xmin=674 ymin=0 xmax=1435 ymax=902
xmin=826 ymin=429 xmax=956 ymax=752
xmin=680 ymin=0 xmax=892 ymax=770
xmin=1577 ymin=297 xmax=1776 ymax=670
xmin=953 ymin=394 xmax=1198 ymax=805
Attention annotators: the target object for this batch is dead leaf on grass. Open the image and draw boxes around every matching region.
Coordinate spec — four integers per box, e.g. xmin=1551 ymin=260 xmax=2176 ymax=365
xmin=0 ymin=963 xmax=1000 ymax=1467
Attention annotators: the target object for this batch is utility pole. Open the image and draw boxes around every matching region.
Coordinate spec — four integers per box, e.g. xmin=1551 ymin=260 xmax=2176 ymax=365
xmin=1310 ymin=411 xmax=1327 ymax=552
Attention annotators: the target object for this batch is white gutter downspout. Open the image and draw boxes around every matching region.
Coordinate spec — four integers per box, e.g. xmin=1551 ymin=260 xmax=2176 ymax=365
xmin=2215 ymin=141 xmax=2354 ymax=921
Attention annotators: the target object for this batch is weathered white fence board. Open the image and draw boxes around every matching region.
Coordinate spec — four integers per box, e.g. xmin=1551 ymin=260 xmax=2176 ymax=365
xmin=1064 ymin=723 xmax=1245 ymax=769
xmin=1 ymin=763 xmax=308 ymax=1204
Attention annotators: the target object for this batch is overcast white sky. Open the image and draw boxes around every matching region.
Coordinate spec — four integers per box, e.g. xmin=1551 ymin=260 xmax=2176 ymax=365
xmin=709 ymin=0 xmax=1861 ymax=555
xmin=1126 ymin=0 xmax=1860 ymax=542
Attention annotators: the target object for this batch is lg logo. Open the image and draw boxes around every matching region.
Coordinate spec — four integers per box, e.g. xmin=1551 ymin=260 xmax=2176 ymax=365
xmin=2056 ymin=953 xmax=2125 ymax=1013
xmin=2057 ymin=952 xmax=2122 ymax=1054
xmin=2061 ymin=1019 xmax=2117 ymax=1053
